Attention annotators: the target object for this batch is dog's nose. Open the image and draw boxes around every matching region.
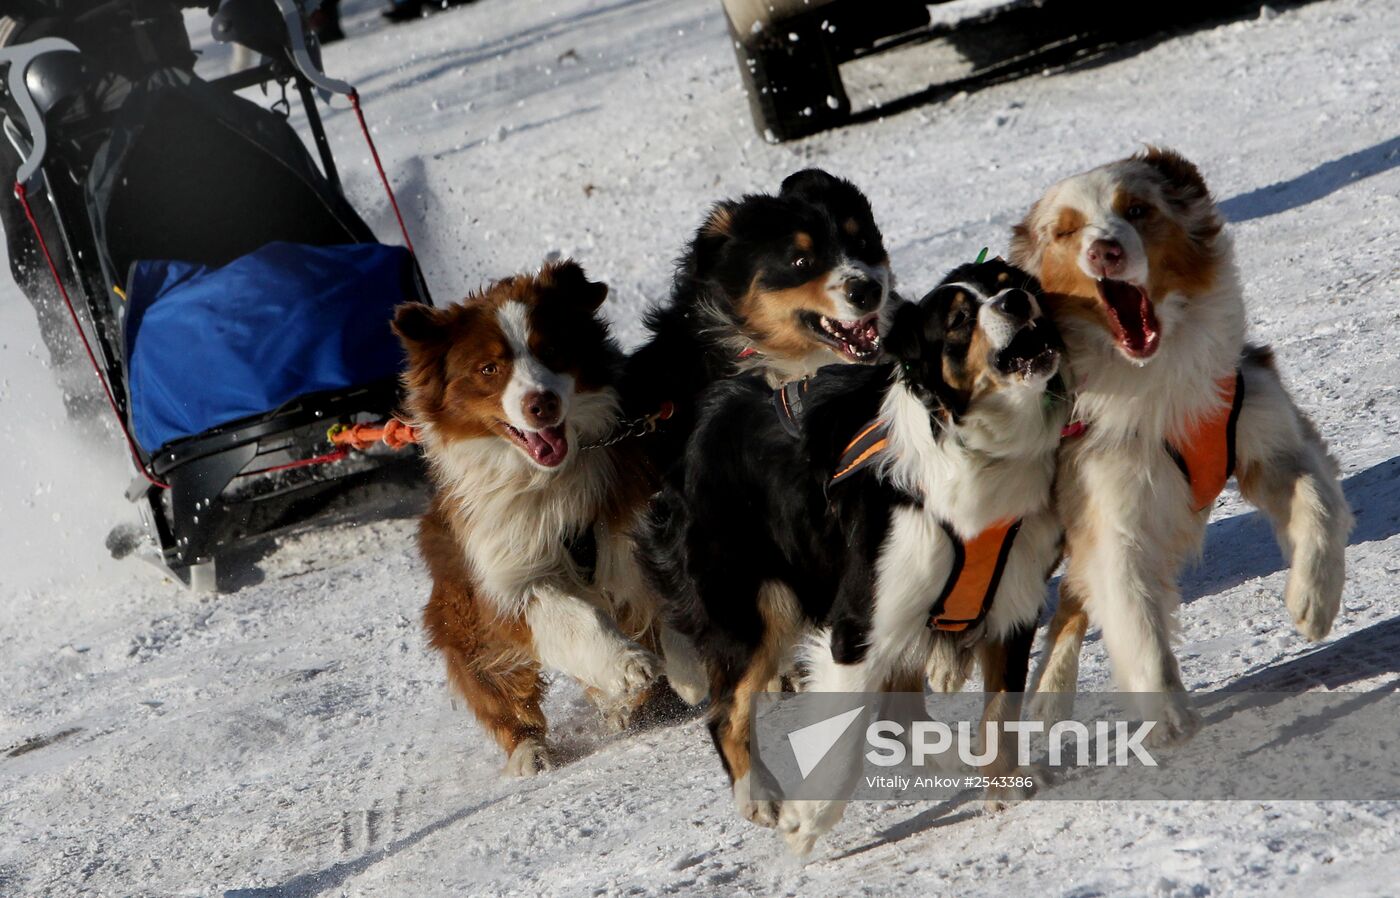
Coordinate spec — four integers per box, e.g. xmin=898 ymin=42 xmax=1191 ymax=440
xmin=1087 ymin=239 xmax=1126 ymax=277
xmin=844 ymin=276 xmax=883 ymax=312
xmin=991 ymin=289 xmax=1036 ymax=323
xmin=522 ymin=390 xmax=561 ymax=428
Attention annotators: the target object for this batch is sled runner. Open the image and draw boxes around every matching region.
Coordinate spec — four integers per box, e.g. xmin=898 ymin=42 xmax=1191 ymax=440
xmin=1 ymin=0 xmax=428 ymax=590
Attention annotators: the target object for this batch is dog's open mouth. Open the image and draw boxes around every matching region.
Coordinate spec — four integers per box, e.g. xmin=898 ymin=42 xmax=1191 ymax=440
xmin=995 ymin=325 xmax=1060 ymax=380
xmin=501 ymin=422 xmax=569 ymax=468
xmin=1097 ymin=279 xmax=1160 ymax=360
xmin=805 ymin=312 xmax=881 ymax=362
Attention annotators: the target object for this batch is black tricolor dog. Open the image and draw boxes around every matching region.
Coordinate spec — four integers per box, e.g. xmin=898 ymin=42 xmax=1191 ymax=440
xmin=621 ymin=169 xmax=893 ymax=475
xmin=638 ymin=259 xmax=1068 ymax=854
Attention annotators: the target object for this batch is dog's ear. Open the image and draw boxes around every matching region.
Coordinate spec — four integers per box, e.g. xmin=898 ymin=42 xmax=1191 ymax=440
xmin=882 ymin=299 xmax=929 ymax=365
xmin=1136 ymin=146 xmax=1223 ymax=244
xmin=1137 ymin=146 xmax=1211 ymax=202
xmin=700 ymin=201 xmax=738 ymax=241
xmin=392 ymin=302 xmax=450 ymax=348
xmin=393 ymin=303 xmax=450 ymax=420
xmin=541 ymin=258 xmax=608 ymax=311
xmin=779 ymin=168 xmax=839 ymax=196
xmin=691 ymin=200 xmax=739 ymax=277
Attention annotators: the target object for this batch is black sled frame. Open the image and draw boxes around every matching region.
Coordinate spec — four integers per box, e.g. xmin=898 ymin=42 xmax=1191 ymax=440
xmin=1 ymin=2 xmax=427 ymax=591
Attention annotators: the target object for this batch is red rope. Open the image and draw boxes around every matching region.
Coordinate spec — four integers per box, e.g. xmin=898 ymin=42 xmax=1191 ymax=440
xmin=14 ymin=182 xmax=169 ymax=489
xmin=237 ymin=447 xmax=349 ymax=478
xmin=347 ymin=90 xmax=417 ymax=256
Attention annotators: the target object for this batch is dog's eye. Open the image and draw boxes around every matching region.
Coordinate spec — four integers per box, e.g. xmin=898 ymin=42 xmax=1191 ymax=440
xmin=479 ymin=362 xmax=499 ymax=376
xmin=1055 ymin=227 xmax=1080 ymax=239
xmin=791 ymin=255 xmax=812 ymax=271
xmin=1125 ymin=204 xmax=1150 ymax=220
xmin=947 ymin=309 xmax=970 ymax=330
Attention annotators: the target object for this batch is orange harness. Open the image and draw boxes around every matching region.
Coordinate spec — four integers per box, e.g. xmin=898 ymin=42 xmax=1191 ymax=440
xmin=1166 ymin=369 xmax=1245 ymax=512
xmin=927 ymin=519 xmax=1022 ymax=632
xmin=830 ymin=417 xmax=891 ymax=483
xmin=828 ymin=414 xmax=1022 ymax=633
xmin=1061 ymin=369 xmax=1244 ymax=513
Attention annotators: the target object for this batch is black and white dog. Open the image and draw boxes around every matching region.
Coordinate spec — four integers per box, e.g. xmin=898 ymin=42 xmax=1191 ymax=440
xmin=639 ymin=259 xmax=1068 ymax=854
xmin=621 ymin=169 xmax=893 ymax=476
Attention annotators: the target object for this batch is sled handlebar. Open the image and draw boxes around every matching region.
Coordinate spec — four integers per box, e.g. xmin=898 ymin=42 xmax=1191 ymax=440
xmin=274 ymin=0 xmax=352 ymax=100
xmin=0 ymin=38 xmax=81 ymax=190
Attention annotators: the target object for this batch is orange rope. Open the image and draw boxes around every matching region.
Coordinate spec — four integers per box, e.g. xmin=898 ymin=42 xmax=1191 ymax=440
xmin=328 ymin=418 xmax=420 ymax=451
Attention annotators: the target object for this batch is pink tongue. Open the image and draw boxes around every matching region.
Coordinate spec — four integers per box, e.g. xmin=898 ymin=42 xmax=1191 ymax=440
xmin=834 ymin=316 xmax=879 ymax=351
xmin=523 ymin=425 xmax=569 ymax=467
xmin=1099 ymin=280 xmax=1160 ymax=356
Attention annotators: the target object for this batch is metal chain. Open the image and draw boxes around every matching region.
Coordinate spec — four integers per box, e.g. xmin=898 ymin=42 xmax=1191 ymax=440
xmin=579 ymin=411 xmax=665 ymax=451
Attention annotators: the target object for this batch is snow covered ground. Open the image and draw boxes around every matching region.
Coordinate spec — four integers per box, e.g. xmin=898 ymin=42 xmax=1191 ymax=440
xmin=2 ymin=0 xmax=1398 ymax=894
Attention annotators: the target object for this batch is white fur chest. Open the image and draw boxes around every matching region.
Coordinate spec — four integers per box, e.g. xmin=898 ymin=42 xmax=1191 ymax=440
xmin=424 ymin=429 xmax=617 ymax=616
xmin=877 ymin=382 xmax=1062 ymax=538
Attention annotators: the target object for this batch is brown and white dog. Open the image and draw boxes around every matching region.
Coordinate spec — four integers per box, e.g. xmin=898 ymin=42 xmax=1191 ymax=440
xmin=1010 ymin=148 xmax=1353 ymax=741
xmin=394 ymin=261 xmax=706 ymax=776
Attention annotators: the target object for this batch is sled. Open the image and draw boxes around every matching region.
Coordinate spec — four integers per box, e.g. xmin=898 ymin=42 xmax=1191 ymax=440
xmin=0 ymin=0 xmax=428 ymax=591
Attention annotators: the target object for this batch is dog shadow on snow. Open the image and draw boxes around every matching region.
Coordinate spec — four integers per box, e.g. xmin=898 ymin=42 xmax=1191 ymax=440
xmin=222 ymin=794 xmax=515 ymax=898
xmin=1218 ymin=134 xmax=1400 ymax=223
xmin=1182 ymin=454 xmax=1400 ymax=602
xmin=223 ymin=694 xmax=697 ymax=898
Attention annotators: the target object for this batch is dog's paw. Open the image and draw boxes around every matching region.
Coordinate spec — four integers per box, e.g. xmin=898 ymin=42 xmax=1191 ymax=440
xmin=667 ymin=675 xmax=709 ymax=707
xmin=740 ymin=798 xmax=781 ymax=828
xmin=504 ymin=738 xmax=552 ymax=777
xmin=658 ymin=628 xmax=710 ymax=706
xmin=777 ymin=800 xmax=841 ymax=856
xmin=622 ymin=646 xmax=660 ymax=692
xmin=1027 ymin=690 xmax=1076 ymax=731
xmin=1287 ymin=587 xmax=1339 ymax=643
xmin=732 ymin=774 xmax=780 ymax=828
xmin=592 ymin=651 xmax=664 ymax=732
xmin=595 ymin=697 xmax=634 ymax=734
xmin=599 ymin=644 xmax=660 ymax=701
xmin=1143 ymin=694 xmax=1201 ymax=749
xmin=982 ymin=779 xmax=1032 ymax=812
xmin=925 ymin=643 xmax=970 ymax=694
